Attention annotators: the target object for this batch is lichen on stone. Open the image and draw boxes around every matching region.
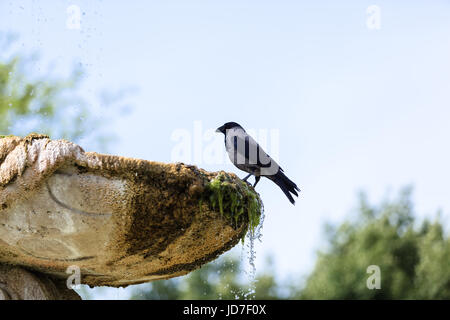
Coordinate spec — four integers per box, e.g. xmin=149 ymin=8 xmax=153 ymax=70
xmin=202 ymin=172 xmax=263 ymax=240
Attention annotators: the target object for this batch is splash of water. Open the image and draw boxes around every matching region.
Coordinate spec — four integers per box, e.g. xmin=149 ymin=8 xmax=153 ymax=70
xmin=242 ymin=201 xmax=265 ymax=300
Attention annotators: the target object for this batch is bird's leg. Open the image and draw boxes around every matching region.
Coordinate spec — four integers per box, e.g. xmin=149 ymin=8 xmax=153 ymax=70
xmin=242 ymin=173 xmax=252 ymax=182
xmin=253 ymin=176 xmax=261 ymax=188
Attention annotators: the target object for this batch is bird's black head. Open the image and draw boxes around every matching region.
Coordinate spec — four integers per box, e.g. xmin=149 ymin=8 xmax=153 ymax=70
xmin=216 ymin=122 xmax=244 ymax=134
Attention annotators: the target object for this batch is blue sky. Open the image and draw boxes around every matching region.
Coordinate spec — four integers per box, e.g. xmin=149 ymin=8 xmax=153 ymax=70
xmin=1 ymin=0 xmax=450 ymax=298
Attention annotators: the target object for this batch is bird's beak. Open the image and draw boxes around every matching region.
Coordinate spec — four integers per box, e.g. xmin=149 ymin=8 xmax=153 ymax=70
xmin=215 ymin=125 xmax=224 ymax=133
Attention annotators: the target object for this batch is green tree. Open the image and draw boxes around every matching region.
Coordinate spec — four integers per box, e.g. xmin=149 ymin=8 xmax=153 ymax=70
xmin=131 ymin=253 xmax=284 ymax=300
xmin=0 ymin=34 xmax=126 ymax=150
xmin=297 ymin=188 xmax=450 ymax=299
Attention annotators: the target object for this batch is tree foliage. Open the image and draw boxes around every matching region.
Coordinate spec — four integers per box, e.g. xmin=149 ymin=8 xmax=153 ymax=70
xmin=298 ymin=188 xmax=450 ymax=299
xmin=0 ymin=34 xmax=125 ymax=150
xmin=131 ymin=253 xmax=284 ymax=300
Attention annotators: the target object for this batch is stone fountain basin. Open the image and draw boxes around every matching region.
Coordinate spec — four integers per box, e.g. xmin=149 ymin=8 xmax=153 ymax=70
xmin=0 ymin=135 xmax=252 ymax=287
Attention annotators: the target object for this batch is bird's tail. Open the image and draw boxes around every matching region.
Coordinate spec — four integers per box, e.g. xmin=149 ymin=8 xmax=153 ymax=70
xmin=268 ymin=170 xmax=300 ymax=205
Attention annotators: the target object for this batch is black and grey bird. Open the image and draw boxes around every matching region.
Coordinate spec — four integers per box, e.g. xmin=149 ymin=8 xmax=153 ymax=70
xmin=216 ymin=122 xmax=300 ymax=205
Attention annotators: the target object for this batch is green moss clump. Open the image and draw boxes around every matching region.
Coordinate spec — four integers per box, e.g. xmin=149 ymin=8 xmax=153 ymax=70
xmin=202 ymin=172 xmax=263 ymax=240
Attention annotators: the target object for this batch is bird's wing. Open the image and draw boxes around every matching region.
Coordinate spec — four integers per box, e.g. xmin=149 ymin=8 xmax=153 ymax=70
xmin=226 ymin=129 xmax=279 ymax=176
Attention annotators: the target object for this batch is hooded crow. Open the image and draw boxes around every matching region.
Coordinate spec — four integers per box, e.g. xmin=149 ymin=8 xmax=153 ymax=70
xmin=216 ymin=122 xmax=300 ymax=205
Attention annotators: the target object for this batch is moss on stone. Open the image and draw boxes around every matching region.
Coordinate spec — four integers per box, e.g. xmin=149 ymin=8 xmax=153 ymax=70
xmin=203 ymin=172 xmax=263 ymax=240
